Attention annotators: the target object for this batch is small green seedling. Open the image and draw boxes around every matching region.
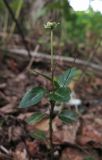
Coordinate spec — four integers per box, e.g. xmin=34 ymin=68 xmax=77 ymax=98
xmin=19 ymin=22 xmax=81 ymax=160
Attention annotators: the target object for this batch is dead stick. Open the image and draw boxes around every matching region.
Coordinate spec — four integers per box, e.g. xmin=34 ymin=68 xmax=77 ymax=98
xmin=6 ymin=48 xmax=102 ymax=73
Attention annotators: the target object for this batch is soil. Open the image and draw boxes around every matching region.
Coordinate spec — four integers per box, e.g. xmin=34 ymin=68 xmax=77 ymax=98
xmin=0 ymin=52 xmax=102 ymax=160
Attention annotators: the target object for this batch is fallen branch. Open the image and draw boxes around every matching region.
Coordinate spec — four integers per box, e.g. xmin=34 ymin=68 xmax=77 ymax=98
xmin=1 ymin=48 xmax=102 ymax=76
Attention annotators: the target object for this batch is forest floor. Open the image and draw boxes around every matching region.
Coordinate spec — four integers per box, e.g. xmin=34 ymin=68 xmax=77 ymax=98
xmin=0 ymin=50 xmax=102 ymax=160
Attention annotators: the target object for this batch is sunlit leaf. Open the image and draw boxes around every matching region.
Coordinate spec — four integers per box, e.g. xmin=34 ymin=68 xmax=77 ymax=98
xmin=59 ymin=110 xmax=78 ymax=123
xmin=19 ymin=87 xmax=46 ymax=108
xmin=30 ymin=130 xmax=46 ymax=141
xmin=26 ymin=112 xmax=46 ymax=124
xmin=49 ymin=87 xmax=71 ymax=102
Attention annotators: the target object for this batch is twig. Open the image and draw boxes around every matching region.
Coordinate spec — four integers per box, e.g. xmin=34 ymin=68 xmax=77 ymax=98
xmin=3 ymin=0 xmax=31 ymax=59
xmin=26 ymin=45 xmax=39 ymax=70
xmin=2 ymin=48 xmax=102 ymax=76
xmin=8 ymin=0 xmax=23 ymax=41
xmin=0 ymin=145 xmax=12 ymax=160
xmin=0 ymin=145 xmax=10 ymax=155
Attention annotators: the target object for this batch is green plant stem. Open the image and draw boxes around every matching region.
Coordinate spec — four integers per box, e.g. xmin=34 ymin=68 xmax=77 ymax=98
xmin=49 ymin=29 xmax=55 ymax=160
xmin=49 ymin=101 xmax=55 ymax=160
xmin=51 ymin=30 xmax=54 ymax=89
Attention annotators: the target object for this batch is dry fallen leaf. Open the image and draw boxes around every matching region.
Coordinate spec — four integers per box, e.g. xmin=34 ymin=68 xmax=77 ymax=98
xmin=0 ymin=96 xmax=17 ymax=113
xmin=53 ymin=120 xmax=80 ymax=144
xmin=78 ymin=107 xmax=102 ymax=146
xmin=27 ymin=118 xmax=49 ymax=132
xmin=13 ymin=149 xmax=28 ymax=160
xmin=26 ymin=140 xmax=40 ymax=157
xmin=7 ymin=59 xmax=18 ymax=72
xmin=78 ymin=124 xmax=102 ymax=146
xmin=8 ymin=126 xmax=23 ymax=141
xmin=27 ymin=116 xmax=80 ymax=144
xmin=60 ymin=148 xmax=99 ymax=160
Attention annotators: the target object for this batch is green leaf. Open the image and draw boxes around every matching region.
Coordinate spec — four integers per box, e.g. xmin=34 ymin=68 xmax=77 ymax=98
xmin=49 ymin=87 xmax=71 ymax=102
xmin=56 ymin=67 xmax=81 ymax=87
xmin=30 ymin=130 xmax=46 ymax=141
xmin=59 ymin=110 xmax=78 ymax=123
xmin=19 ymin=87 xmax=46 ymax=108
xmin=54 ymin=78 xmax=60 ymax=88
xmin=26 ymin=112 xmax=46 ymax=124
